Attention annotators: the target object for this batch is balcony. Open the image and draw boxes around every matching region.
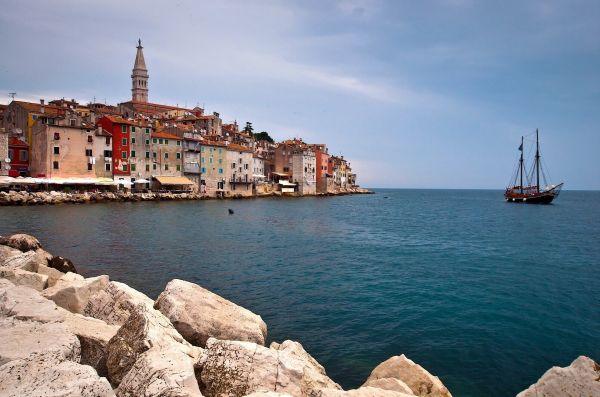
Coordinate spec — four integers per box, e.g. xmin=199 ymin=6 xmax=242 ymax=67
xmin=228 ymin=177 xmax=252 ymax=184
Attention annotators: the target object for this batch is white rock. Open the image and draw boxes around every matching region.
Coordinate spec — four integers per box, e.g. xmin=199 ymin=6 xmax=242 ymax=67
xmin=116 ymin=346 xmax=202 ymax=397
xmin=42 ymin=275 xmax=109 ymax=314
xmin=363 ymin=355 xmax=451 ymax=397
xmin=155 ymin=279 xmax=267 ymax=347
xmin=0 ymin=266 xmax=48 ymax=291
xmin=0 ymin=317 xmax=80 ymax=366
xmin=0 ymin=352 xmax=115 ymax=397
xmin=0 ymin=250 xmax=44 ymax=272
xmin=37 ymin=263 xmax=65 ymax=287
xmin=244 ymin=393 xmax=295 ymax=397
xmin=64 ymin=312 xmax=120 ymax=377
xmin=106 ymin=303 xmax=199 ymax=385
xmin=0 ymin=245 xmax=21 ymax=262
xmin=85 ymin=280 xmax=154 ymax=326
xmin=0 ymin=282 xmax=67 ymax=323
xmin=0 ymin=233 xmax=42 ymax=251
xmin=200 ymin=338 xmax=340 ymax=397
xmin=318 ymin=387 xmax=416 ymax=397
xmin=60 ymin=271 xmax=85 ymax=282
xmin=517 ymin=356 xmax=600 ymax=397
xmin=361 ymin=378 xmax=414 ymax=395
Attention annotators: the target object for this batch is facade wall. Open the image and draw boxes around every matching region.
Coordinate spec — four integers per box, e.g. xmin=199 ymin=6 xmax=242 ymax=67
xmin=199 ymin=143 xmax=227 ymax=196
xmin=93 ymin=131 xmax=113 ymax=179
xmin=226 ymin=147 xmax=253 ymax=196
xmin=150 ymin=133 xmax=183 ymax=179
xmin=292 ymin=152 xmax=316 ymax=195
xmin=30 ymin=125 xmax=96 ymax=178
xmin=97 ymin=117 xmax=131 ymax=180
xmin=0 ymin=131 xmax=8 ymax=176
xmin=129 ymin=124 xmax=153 ymax=182
xmin=314 ymin=147 xmax=329 ymax=194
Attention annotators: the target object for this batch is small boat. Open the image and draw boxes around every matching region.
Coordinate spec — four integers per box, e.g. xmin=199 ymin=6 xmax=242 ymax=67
xmin=504 ymin=129 xmax=563 ymax=204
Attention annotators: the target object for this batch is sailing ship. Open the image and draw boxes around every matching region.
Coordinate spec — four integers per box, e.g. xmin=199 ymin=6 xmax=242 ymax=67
xmin=504 ymin=129 xmax=563 ymax=204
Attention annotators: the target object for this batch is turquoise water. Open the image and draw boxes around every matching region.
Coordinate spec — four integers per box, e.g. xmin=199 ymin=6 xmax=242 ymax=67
xmin=1 ymin=189 xmax=599 ymax=396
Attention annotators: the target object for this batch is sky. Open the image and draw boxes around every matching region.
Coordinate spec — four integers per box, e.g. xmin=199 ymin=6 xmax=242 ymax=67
xmin=1 ymin=0 xmax=598 ymax=189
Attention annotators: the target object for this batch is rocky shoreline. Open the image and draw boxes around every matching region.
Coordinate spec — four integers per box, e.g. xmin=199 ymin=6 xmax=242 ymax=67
xmin=0 ymin=233 xmax=598 ymax=397
xmin=0 ymin=188 xmax=373 ymax=206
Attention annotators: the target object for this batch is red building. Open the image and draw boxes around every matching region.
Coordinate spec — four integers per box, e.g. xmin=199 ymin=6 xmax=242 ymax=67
xmin=97 ymin=115 xmax=136 ymax=181
xmin=310 ymin=144 xmax=330 ymax=193
xmin=7 ymin=137 xmax=29 ymax=177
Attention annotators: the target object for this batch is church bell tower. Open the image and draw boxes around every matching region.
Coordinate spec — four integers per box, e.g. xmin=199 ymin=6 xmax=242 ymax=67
xmin=131 ymin=39 xmax=149 ymax=102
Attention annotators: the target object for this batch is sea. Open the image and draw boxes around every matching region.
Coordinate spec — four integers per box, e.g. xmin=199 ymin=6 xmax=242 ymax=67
xmin=1 ymin=189 xmax=599 ymax=397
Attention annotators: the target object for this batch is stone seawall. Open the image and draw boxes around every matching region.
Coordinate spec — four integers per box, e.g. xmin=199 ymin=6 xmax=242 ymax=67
xmin=0 ymin=188 xmax=373 ymax=206
xmin=1 ymin=233 xmax=597 ymax=397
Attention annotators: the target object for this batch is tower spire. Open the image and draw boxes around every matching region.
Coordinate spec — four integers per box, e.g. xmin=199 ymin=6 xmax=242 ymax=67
xmin=131 ymin=39 xmax=149 ymax=102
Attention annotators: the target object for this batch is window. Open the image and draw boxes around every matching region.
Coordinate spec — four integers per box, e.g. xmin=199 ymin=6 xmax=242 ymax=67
xmin=122 ymin=151 xmax=127 ymax=159
xmin=105 ymin=137 xmax=111 ymax=145
xmin=121 ymin=125 xmax=126 ymax=132
xmin=131 ymin=137 xmax=136 ymax=144
xmin=145 ymin=128 xmax=150 ymax=134
xmin=231 ymin=163 xmax=236 ymax=169
xmin=145 ymin=139 xmax=150 ymax=145
xmin=54 ymin=132 xmax=60 ymax=140
xmin=201 ymin=167 xmax=206 ymax=173
xmin=201 ymin=147 xmax=204 ymax=152
xmin=87 ymin=135 xmax=93 ymax=143
xmin=164 ymin=153 xmax=169 ymax=159
xmin=244 ymin=164 xmax=248 ymax=170
xmin=209 ymin=147 xmax=213 ymax=153
xmin=153 ymin=152 xmax=157 ymax=158
xmin=176 ymin=165 xmax=181 ymax=171
xmin=176 ymin=152 xmax=181 ymax=159
xmin=88 ymin=163 xmax=93 ymax=171
xmin=53 ymin=147 xmax=60 ymax=155
xmin=218 ymin=148 xmax=222 ymax=154
xmin=131 ymin=164 xmax=136 ymax=171
xmin=53 ymin=161 xmax=59 ymax=169
xmin=145 ymin=164 xmax=150 ymax=171
xmin=131 ymin=150 xmax=136 ymax=158
xmin=218 ymin=159 xmax=222 ymax=164
xmin=104 ymin=150 xmax=112 ymax=157
xmin=70 ymin=119 xmax=76 ymax=127
xmin=201 ymin=157 xmax=205 ymax=163
xmin=176 ymin=140 xmax=181 ymax=146
xmin=218 ymin=168 xmax=223 ymax=174
xmin=165 ymin=164 xmax=169 ymax=171
xmin=132 ymin=127 xmax=136 ymax=133
xmin=153 ymin=138 xmax=157 ymax=144
xmin=145 ymin=151 xmax=150 ymax=158
xmin=105 ymin=163 xmax=111 ymax=171
xmin=20 ymin=150 xmax=28 ymax=161
xmin=209 ymin=157 xmax=213 ymax=164
xmin=165 ymin=139 xmax=169 ymax=145
xmin=8 ymin=149 xmax=13 ymax=160
xmin=283 ymin=167 xmax=289 ymax=172
xmin=85 ymin=149 xmax=93 ymax=156
xmin=122 ymin=164 xmax=127 ymax=171
xmin=159 ymin=139 xmax=164 ymax=144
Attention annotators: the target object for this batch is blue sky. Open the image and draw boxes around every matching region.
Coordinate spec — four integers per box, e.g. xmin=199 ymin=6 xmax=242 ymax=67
xmin=1 ymin=0 xmax=598 ymax=189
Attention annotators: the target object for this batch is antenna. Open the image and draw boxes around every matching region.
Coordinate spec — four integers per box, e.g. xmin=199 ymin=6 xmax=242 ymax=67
xmin=8 ymin=92 xmax=16 ymax=101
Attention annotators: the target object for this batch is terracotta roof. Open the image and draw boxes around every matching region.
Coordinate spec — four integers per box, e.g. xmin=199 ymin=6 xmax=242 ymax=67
xmin=226 ymin=143 xmax=253 ymax=153
xmin=99 ymin=115 xmax=150 ymax=127
xmin=8 ymin=137 xmax=28 ymax=147
xmin=121 ymin=101 xmax=194 ymax=113
xmin=12 ymin=101 xmax=66 ymax=117
xmin=200 ymin=140 xmax=227 ymax=147
xmin=96 ymin=128 xmax=113 ymax=137
xmin=152 ymin=131 xmax=181 ymax=140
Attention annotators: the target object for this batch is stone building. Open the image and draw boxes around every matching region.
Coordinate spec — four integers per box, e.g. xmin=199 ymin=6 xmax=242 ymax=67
xmin=3 ymin=100 xmax=65 ymax=145
xmin=309 ymin=144 xmax=330 ymax=194
xmin=199 ymin=141 xmax=227 ymax=196
xmin=292 ymin=149 xmax=316 ymax=195
xmin=93 ymin=128 xmax=113 ymax=179
xmin=226 ymin=143 xmax=254 ymax=196
xmin=131 ymin=39 xmax=149 ymax=103
xmin=0 ymin=129 xmax=8 ymax=176
xmin=150 ymin=131 xmax=183 ymax=179
xmin=182 ymin=130 xmax=203 ymax=189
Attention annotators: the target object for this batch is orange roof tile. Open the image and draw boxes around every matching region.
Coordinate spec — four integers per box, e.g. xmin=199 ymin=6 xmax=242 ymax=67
xmin=226 ymin=143 xmax=253 ymax=153
xmin=152 ymin=130 xmax=181 ymax=140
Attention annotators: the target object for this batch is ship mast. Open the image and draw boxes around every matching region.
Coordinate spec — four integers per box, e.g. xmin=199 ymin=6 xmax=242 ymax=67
xmin=535 ymin=129 xmax=540 ymax=193
xmin=519 ymin=136 xmax=524 ymax=193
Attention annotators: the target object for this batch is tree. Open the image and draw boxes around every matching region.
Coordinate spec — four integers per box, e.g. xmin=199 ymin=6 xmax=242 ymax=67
xmin=243 ymin=122 xmax=254 ymax=134
xmin=253 ymin=131 xmax=274 ymax=143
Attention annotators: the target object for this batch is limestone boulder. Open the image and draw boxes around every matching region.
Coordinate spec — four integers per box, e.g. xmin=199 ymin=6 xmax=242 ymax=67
xmin=37 ymin=263 xmax=65 ymax=287
xmin=517 ymin=356 xmax=600 ymax=397
xmin=49 ymin=255 xmax=78 ymax=273
xmin=85 ymin=280 xmax=155 ymax=326
xmin=270 ymin=340 xmax=341 ymax=392
xmin=200 ymin=338 xmax=340 ymax=397
xmin=0 ymin=245 xmax=21 ymax=262
xmin=0 ymin=250 xmax=45 ymax=272
xmin=0 ymin=233 xmax=41 ymax=251
xmin=363 ymin=355 xmax=451 ymax=397
xmin=42 ymin=274 xmax=109 ymax=314
xmin=0 ymin=282 xmax=67 ymax=323
xmin=0 ymin=352 xmax=115 ymax=397
xmin=361 ymin=378 xmax=414 ymax=395
xmin=0 ymin=317 xmax=80 ymax=366
xmin=155 ymin=279 xmax=267 ymax=347
xmin=106 ymin=303 xmax=199 ymax=385
xmin=244 ymin=393 xmax=295 ymax=397
xmin=64 ymin=312 xmax=120 ymax=377
xmin=317 ymin=387 xmax=415 ymax=397
xmin=116 ymin=346 xmax=202 ymax=397
xmin=0 ymin=266 xmax=48 ymax=291
xmin=60 ymin=271 xmax=85 ymax=282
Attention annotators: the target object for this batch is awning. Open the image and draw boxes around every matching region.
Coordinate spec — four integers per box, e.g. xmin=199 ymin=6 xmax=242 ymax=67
xmin=154 ymin=176 xmax=194 ymax=185
xmin=96 ymin=178 xmax=115 ymax=185
xmin=0 ymin=176 xmax=15 ymax=184
xmin=278 ymin=180 xmax=296 ymax=186
xmin=252 ymin=174 xmax=266 ymax=178
xmin=134 ymin=179 xmax=150 ymax=184
xmin=272 ymin=172 xmax=290 ymax=177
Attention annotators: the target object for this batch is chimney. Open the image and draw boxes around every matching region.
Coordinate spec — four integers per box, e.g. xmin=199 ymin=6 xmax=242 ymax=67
xmin=40 ymin=99 xmax=45 ymax=105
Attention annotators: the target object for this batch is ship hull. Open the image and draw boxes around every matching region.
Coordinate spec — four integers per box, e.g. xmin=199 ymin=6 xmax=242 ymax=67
xmin=504 ymin=192 xmax=555 ymax=204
